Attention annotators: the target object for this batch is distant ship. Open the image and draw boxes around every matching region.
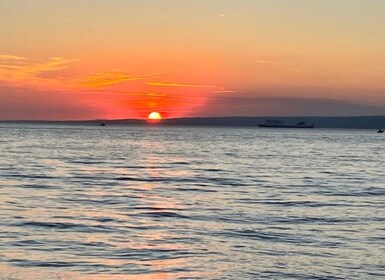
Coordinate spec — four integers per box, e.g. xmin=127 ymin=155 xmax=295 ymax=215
xmin=258 ymin=120 xmax=315 ymax=128
xmin=377 ymin=129 xmax=384 ymax=133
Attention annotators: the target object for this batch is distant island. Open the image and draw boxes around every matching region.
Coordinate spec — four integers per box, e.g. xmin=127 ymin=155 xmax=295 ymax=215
xmin=2 ymin=115 xmax=385 ymax=129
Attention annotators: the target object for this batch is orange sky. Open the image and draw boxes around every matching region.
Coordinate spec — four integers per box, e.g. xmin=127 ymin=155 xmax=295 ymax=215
xmin=1 ymin=0 xmax=385 ymax=120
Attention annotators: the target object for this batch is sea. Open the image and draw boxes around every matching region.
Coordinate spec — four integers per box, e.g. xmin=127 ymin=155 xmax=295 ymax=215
xmin=0 ymin=123 xmax=384 ymax=280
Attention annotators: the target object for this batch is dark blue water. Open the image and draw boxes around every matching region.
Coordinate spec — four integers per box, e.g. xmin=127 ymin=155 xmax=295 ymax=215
xmin=0 ymin=124 xmax=384 ymax=279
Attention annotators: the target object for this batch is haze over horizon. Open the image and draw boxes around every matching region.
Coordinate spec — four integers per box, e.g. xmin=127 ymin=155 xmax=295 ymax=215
xmin=1 ymin=0 xmax=385 ymax=120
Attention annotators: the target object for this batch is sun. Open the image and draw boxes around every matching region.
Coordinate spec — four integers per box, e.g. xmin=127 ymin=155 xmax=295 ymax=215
xmin=148 ymin=111 xmax=162 ymax=122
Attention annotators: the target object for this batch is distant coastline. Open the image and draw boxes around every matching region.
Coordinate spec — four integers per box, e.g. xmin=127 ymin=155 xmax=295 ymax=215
xmin=1 ymin=115 xmax=385 ymax=129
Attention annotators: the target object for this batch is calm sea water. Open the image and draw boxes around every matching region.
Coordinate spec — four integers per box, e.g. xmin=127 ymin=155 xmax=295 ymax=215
xmin=0 ymin=124 xmax=384 ymax=280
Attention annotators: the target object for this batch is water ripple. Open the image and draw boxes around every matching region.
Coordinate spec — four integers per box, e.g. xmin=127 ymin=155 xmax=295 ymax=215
xmin=1 ymin=124 xmax=384 ymax=279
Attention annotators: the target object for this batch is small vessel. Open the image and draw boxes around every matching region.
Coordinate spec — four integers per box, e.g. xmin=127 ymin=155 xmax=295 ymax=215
xmin=100 ymin=123 xmax=106 ymax=126
xmin=377 ymin=129 xmax=384 ymax=133
xmin=258 ymin=120 xmax=315 ymax=128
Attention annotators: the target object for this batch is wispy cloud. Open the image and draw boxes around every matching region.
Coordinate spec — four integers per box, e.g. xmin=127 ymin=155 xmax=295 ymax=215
xmin=0 ymin=54 xmax=160 ymax=93
xmin=0 ymin=54 xmax=26 ymax=60
xmin=288 ymin=67 xmax=308 ymax=73
xmin=255 ymin=59 xmax=308 ymax=73
xmin=0 ymin=55 xmax=80 ymax=91
xmin=256 ymin=60 xmax=280 ymax=65
xmin=0 ymin=63 xmax=27 ymax=70
xmin=148 ymin=82 xmax=218 ymax=89
xmin=212 ymin=90 xmax=236 ymax=93
xmin=0 ymin=56 xmax=78 ymax=79
xmin=82 ymin=70 xmax=150 ymax=88
xmin=16 ymin=57 xmax=79 ymax=77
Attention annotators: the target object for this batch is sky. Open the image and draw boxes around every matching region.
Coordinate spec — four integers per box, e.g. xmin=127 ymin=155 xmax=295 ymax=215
xmin=1 ymin=0 xmax=385 ymax=120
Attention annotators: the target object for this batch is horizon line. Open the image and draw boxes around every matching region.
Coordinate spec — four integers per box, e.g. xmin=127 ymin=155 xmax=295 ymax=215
xmin=1 ymin=114 xmax=385 ymax=123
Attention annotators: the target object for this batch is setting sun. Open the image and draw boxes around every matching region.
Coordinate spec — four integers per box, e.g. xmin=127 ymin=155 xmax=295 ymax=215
xmin=148 ymin=111 xmax=162 ymax=121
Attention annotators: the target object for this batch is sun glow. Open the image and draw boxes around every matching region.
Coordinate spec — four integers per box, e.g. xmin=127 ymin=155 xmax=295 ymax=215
xmin=148 ymin=111 xmax=162 ymax=122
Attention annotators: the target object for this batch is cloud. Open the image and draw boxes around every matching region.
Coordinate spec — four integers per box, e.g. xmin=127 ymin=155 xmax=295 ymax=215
xmin=255 ymin=59 xmax=308 ymax=73
xmin=82 ymin=70 xmax=151 ymax=88
xmin=0 ymin=55 xmax=155 ymax=92
xmin=0 ymin=54 xmax=26 ymax=60
xmin=148 ymin=82 xmax=218 ymax=89
xmin=0 ymin=55 xmax=33 ymax=71
xmin=212 ymin=90 xmax=236 ymax=93
xmin=0 ymin=63 xmax=27 ymax=70
xmin=0 ymin=56 xmax=79 ymax=84
xmin=288 ymin=67 xmax=308 ymax=73
xmin=256 ymin=60 xmax=280 ymax=65
xmin=16 ymin=57 xmax=79 ymax=77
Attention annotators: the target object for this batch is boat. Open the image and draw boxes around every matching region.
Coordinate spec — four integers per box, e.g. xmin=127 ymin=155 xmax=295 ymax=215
xmin=377 ymin=129 xmax=384 ymax=133
xmin=100 ymin=123 xmax=106 ymax=126
xmin=258 ymin=120 xmax=315 ymax=128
